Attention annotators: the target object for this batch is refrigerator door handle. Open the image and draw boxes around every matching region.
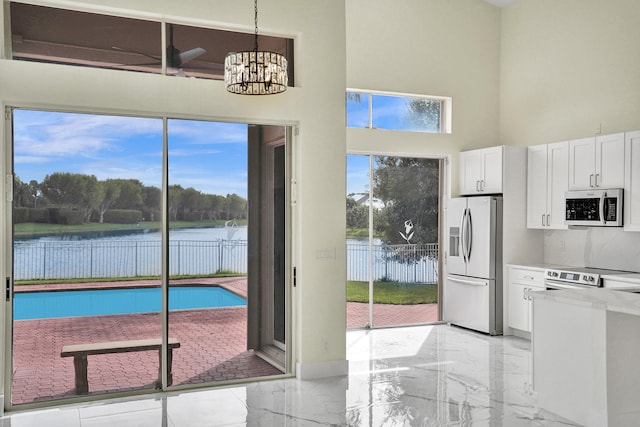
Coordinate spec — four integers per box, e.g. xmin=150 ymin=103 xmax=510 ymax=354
xmin=447 ymin=276 xmax=487 ymax=287
xmin=465 ymin=208 xmax=472 ymax=261
xmin=460 ymin=208 xmax=468 ymax=263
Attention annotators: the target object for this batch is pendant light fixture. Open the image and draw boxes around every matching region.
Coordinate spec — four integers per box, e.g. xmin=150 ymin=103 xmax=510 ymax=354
xmin=224 ymin=0 xmax=288 ymax=95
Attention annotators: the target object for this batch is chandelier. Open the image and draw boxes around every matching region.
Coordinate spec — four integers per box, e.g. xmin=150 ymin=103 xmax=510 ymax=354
xmin=224 ymin=0 xmax=288 ymax=95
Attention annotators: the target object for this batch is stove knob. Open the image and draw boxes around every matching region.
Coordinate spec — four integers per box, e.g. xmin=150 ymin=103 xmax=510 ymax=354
xmin=584 ymin=275 xmax=594 ymax=282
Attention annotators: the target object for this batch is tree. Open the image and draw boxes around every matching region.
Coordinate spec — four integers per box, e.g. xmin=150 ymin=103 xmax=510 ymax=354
xmin=404 ymin=98 xmax=441 ymax=132
xmin=204 ymin=194 xmax=225 ymax=220
xmin=142 ymin=186 xmax=161 ymax=221
xmin=40 ymin=172 xmax=101 ymax=223
xmin=346 ymin=197 xmax=369 ymax=229
xmin=373 ymin=157 xmax=439 ymax=245
xmin=111 ymin=179 xmax=144 ymax=210
xmin=168 ymin=185 xmax=183 ymax=220
xmin=13 ymin=177 xmax=29 ymax=208
xmin=95 ymin=179 xmax=122 ymax=223
xmin=225 ymin=193 xmax=247 ymax=219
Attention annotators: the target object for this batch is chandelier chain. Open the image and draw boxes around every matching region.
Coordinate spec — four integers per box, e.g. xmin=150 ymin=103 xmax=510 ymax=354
xmin=253 ymin=0 xmax=259 ymax=52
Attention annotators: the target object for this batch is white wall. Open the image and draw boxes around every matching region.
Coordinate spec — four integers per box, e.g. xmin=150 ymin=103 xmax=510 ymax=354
xmin=0 ymin=0 xmax=348 ymax=395
xmin=500 ymin=0 xmax=640 ymax=146
xmin=500 ymin=0 xmax=640 ymax=270
xmin=346 ymin=0 xmax=502 ymax=195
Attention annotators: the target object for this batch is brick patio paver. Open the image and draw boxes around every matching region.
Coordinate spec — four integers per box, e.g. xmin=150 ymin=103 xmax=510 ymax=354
xmin=11 ymin=278 xmax=439 ymax=405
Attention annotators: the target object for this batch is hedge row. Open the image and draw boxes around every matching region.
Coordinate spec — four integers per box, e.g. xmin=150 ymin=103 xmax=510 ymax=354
xmin=13 ymin=207 xmax=143 ymax=225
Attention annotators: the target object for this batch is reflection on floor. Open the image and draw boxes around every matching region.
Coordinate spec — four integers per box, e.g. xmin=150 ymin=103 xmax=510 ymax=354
xmin=3 ymin=325 xmax=578 ymax=426
xmin=347 ymin=302 xmax=438 ymax=328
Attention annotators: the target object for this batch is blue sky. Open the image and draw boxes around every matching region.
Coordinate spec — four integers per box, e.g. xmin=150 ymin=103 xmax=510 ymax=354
xmin=346 ymin=155 xmax=371 ymax=197
xmin=347 ymin=93 xmax=438 ymax=132
xmin=13 ymin=110 xmax=249 ymax=198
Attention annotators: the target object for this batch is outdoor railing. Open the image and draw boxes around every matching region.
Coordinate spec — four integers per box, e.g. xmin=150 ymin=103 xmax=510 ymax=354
xmin=13 ymin=240 xmax=438 ymax=283
xmin=347 ymin=242 xmax=439 ymax=284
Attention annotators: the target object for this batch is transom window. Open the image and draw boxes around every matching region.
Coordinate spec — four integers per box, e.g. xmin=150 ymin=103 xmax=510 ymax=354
xmin=8 ymin=2 xmax=294 ymax=84
xmin=347 ymin=90 xmax=451 ymax=134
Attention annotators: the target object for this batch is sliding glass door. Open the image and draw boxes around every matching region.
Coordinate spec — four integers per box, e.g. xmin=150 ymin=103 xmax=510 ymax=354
xmin=7 ymin=109 xmax=289 ymax=407
xmin=10 ymin=110 xmax=164 ymax=404
xmin=346 ymin=154 xmax=442 ymax=329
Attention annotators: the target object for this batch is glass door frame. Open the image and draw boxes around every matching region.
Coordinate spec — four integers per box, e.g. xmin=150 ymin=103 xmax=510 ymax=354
xmin=346 ymin=151 xmax=447 ymax=329
xmin=3 ymin=106 xmax=295 ymax=411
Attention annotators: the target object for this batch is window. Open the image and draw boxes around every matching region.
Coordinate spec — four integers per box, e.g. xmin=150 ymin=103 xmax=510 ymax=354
xmin=346 ymin=90 xmax=451 ymax=134
xmin=9 ymin=3 xmax=294 ymax=83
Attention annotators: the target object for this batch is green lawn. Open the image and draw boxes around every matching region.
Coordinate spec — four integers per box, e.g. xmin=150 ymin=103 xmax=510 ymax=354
xmin=347 ymin=281 xmax=438 ymax=305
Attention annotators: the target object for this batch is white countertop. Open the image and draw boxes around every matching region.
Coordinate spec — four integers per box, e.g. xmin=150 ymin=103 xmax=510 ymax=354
xmin=506 ymin=263 xmax=575 ymax=271
xmin=529 ymin=288 xmax=640 ymax=316
xmin=602 ymin=272 xmax=640 ymax=283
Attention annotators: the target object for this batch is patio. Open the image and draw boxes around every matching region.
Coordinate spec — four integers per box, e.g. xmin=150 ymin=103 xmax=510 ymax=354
xmin=11 ymin=278 xmax=438 ymax=405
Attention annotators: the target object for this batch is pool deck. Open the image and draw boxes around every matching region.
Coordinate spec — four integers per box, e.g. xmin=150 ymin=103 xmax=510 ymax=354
xmin=11 ymin=278 xmax=438 ymax=405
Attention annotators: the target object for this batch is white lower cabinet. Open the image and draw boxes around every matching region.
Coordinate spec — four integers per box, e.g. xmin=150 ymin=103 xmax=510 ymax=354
xmin=508 ymin=266 xmax=544 ymax=333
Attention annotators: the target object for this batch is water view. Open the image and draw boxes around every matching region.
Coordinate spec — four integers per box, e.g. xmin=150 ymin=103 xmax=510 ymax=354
xmin=14 ymin=226 xmax=248 ymax=280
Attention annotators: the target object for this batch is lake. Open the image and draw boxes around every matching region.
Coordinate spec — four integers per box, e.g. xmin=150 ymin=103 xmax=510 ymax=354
xmin=13 ymin=227 xmax=438 ymax=283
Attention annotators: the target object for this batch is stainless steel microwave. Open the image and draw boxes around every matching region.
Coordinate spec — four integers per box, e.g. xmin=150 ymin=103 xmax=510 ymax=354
xmin=565 ymin=188 xmax=623 ymax=227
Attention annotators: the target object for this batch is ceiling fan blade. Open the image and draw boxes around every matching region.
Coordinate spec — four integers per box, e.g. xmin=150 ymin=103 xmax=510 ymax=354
xmin=179 ymin=47 xmax=206 ymax=65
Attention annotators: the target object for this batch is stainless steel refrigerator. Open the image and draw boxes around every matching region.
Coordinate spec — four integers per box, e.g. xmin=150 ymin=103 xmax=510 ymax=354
xmin=444 ymin=196 xmax=503 ymax=335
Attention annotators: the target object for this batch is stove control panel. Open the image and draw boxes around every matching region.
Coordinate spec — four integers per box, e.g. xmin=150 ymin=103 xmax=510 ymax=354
xmin=545 ymin=269 xmax=602 ymax=287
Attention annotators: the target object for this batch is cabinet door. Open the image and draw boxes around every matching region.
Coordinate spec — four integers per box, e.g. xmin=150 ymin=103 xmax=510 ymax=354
xmin=527 ymin=144 xmax=548 ymax=229
xmin=459 ymin=150 xmax=483 ymax=195
xmin=508 ymin=283 xmax=530 ymax=332
xmin=625 ymin=131 xmax=640 ymax=231
xmin=547 ymin=141 xmax=569 ymax=229
xmin=596 ymin=132 xmax=625 ymax=189
xmin=481 ymin=146 xmax=503 ymax=193
xmin=569 ymin=137 xmax=595 ymax=190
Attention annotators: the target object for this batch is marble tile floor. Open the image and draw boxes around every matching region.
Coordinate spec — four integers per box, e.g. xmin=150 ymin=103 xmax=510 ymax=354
xmin=1 ymin=325 xmax=579 ymax=426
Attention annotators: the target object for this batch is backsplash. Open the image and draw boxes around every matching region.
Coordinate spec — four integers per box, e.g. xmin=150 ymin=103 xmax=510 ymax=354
xmin=544 ymin=228 xmax=640 ymax=273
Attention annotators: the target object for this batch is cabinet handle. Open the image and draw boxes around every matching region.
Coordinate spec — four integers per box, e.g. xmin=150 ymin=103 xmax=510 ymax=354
xmin=589 ymin=174 xmax=594 ymax=187
xmin=595 ymin=173 xmax=600 ymax=187
xmin=476 ymin=180 xmax=480 ymax=192
xmin=481 ymin=180 xmax=485 ymax=191
xmin=541 ymin=214 xmax=545 ymax=226
xmin=547 ymin=214 xmax=550 ymax=227
xmin=523 ymin=287 xmax=527 ymax=301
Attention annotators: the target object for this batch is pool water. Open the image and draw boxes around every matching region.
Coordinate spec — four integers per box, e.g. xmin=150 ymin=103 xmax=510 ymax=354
xmin=14 ymin=286 xmax=246 ymax=320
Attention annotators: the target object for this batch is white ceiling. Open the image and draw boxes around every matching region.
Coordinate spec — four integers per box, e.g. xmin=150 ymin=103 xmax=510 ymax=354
xmin=484 ymin=0 xmax=518 ymax=7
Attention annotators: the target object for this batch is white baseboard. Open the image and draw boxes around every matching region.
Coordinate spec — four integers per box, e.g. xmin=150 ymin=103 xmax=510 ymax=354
xmin=296 ymin=359 xmax=348 ymax=380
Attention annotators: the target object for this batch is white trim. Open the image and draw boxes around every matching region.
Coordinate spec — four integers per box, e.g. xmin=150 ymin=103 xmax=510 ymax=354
xmin=296 ymin=360 xmax=348 ymax=380
xmin=346 ymin=89 xmax=452 ymax=134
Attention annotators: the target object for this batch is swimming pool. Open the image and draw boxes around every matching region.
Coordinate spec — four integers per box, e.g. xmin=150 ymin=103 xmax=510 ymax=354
xmin=13 ymin=286 xmax=246 ymax=320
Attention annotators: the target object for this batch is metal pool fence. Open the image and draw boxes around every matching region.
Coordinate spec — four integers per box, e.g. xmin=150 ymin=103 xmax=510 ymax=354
xmin=13 ymin=240 xmax=438 ymax=283
xmin=346 ymin=242 xmax=439 ymax=284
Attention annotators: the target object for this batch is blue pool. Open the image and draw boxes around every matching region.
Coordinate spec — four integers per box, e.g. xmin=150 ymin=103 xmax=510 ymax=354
xmin=14 ymin=286 xmax=247 ymax=320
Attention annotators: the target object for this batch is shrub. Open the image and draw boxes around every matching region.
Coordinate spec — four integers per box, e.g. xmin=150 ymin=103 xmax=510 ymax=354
xmin=48 ymin=208 xmax=84 ymax=225
xmin=14 ymin=207 xmax=29 ymax=223
xmin=28 ymin=208 xmax=50 ymax=223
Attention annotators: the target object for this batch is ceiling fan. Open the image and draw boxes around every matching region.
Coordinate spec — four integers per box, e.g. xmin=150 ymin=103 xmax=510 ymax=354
xmin=113 ymin=23 xmax=206 ymax=76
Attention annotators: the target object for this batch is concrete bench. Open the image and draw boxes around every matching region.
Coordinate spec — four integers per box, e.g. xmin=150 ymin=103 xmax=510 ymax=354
xmin=61 ymin=338 xmax=180 ymax=394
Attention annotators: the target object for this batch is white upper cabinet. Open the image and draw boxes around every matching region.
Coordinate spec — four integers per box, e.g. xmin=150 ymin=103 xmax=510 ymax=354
xmin=527 ymin=142 xmax=569 ymax=229
xmin=568 ymin=133 xmax=625 ymax=190
xmin=459 ymin=146 xmax=503 ymax=195
xmin=527 ymin=145 xmax=548 ymax=228
xmin=625 ymin=131 xmax=640 ymax=231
